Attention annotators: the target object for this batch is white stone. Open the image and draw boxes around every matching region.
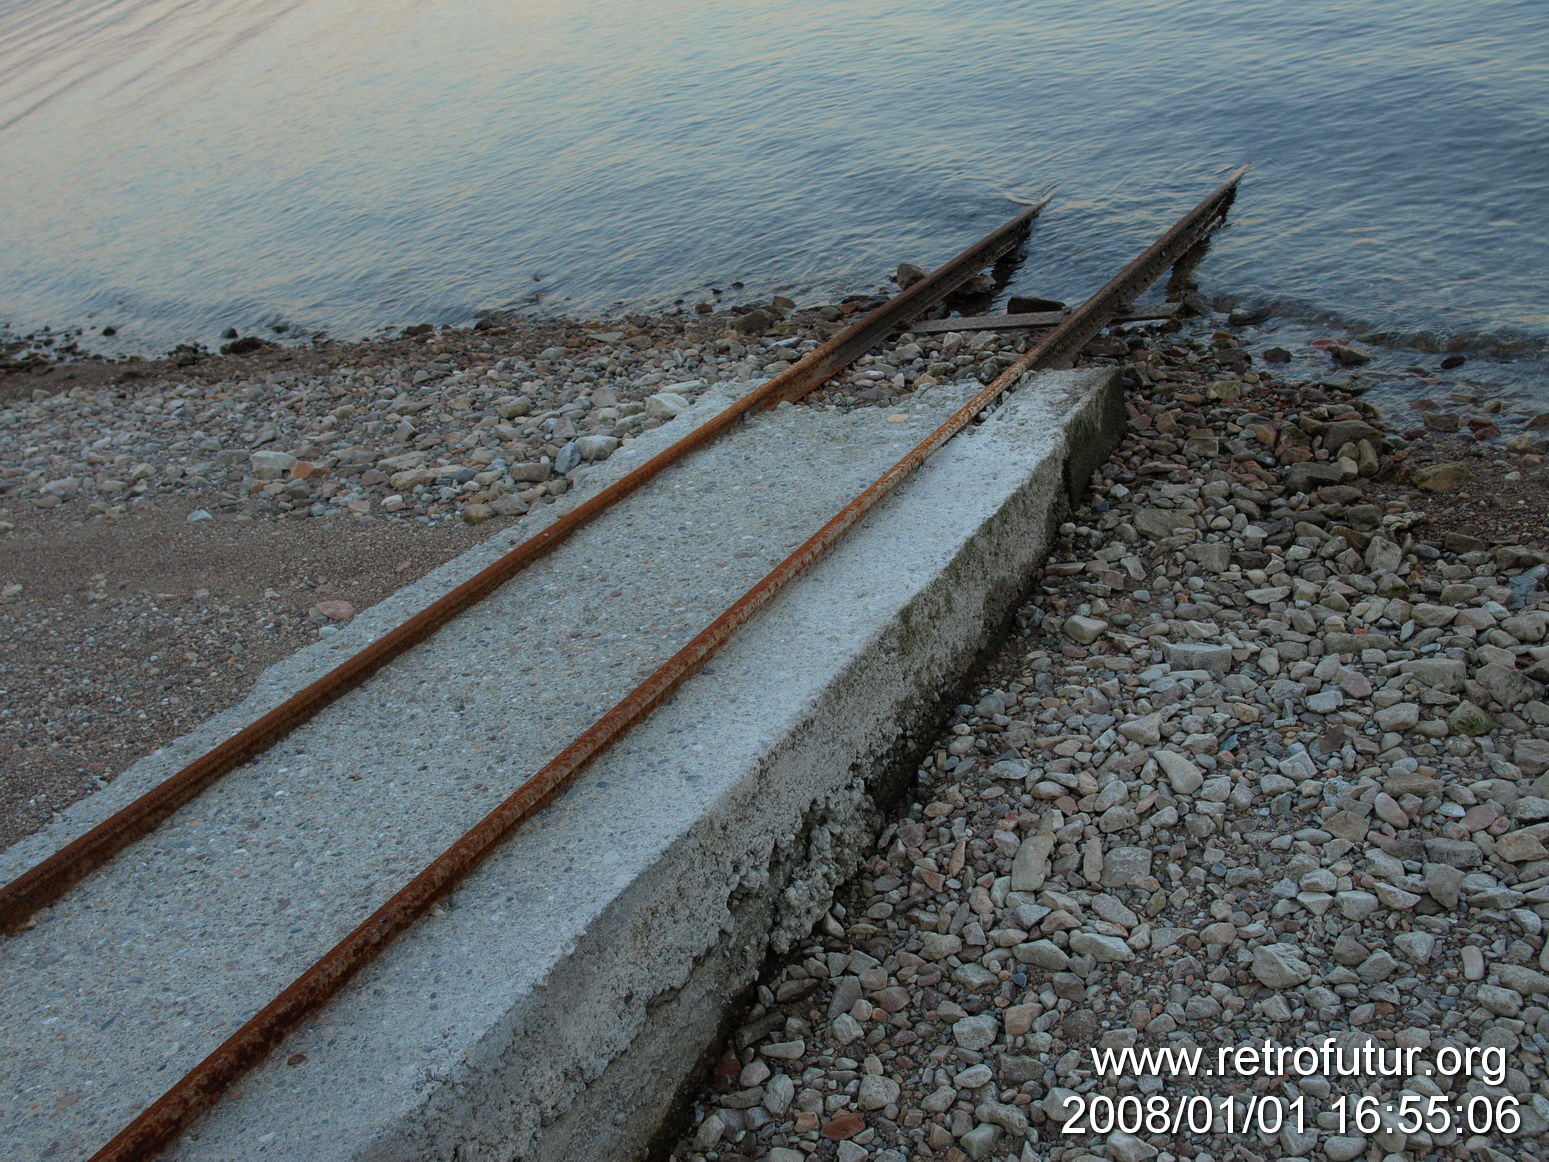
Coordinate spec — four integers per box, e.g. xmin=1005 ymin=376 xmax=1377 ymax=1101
xmin=765 ymin=1072 xmax=795 ymax=1116
xmin=953 ymin=1012 xmax=999 ymax=1051
xmin=857 ymin=1074 xmax=900 ymax=1109
xmin=644 ymin=391 xmax=689 ymax=419
xmin=250 ymin=450 xmax=297 ymax=479
xmin=1119 ymin=713 xmax=1163 ymax=745
xmin=575 ymin=434 xmax=620 ymax=462
xmin=831 ymin=1012 xmax=863 ymax=1045
xmin=1374 ymin=703 xmax=1419 ymax=731
xmin=1069 ymin=931 xmax=1134 ymax=963
xmin=1335 ymin=891 xmax=1379 ymax=921
xmin=1461 ymin=947 xmax=1486 ymax=981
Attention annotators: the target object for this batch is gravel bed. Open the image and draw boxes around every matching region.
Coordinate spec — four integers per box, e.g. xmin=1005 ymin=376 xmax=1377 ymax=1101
xmin=667 ymin=329 xmax=1549 ymax=1162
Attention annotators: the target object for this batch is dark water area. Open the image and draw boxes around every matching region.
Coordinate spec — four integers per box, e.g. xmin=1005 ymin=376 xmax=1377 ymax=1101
xmin=2 ymin=0 xmax=1547 ymax=406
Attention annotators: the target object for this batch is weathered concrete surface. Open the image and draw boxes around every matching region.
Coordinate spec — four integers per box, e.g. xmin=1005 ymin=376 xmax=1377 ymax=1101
xmin=0 ymin=367 xmax=1122 ymax=1160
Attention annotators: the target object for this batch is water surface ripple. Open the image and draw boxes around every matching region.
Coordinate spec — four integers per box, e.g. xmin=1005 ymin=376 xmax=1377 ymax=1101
xmin=2 ymin=0 xmax=1546 ymax=380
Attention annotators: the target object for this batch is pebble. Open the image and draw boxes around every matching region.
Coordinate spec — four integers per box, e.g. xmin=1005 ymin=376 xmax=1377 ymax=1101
xmin=952 ymin=1013 xmax=998 ymax=1051
xmin=1009 ymin=830 xmax=1054 ymax=892
xmin=1155 ymin=749 xmax=1203 ymax=794
xmin=1253 ymin=943 xmax=1313 ymax=989
xmin=1062 ymin=614 xmax=1107 ymax=644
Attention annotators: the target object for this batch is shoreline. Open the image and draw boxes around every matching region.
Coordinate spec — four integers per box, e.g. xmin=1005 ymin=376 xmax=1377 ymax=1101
xmin=7 ymin=302 xmax=1549 ymax=437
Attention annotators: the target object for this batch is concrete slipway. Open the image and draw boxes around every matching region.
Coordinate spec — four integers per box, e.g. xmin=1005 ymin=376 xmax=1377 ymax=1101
xmin=0 ymin=365 xmax=1122 ymax=1161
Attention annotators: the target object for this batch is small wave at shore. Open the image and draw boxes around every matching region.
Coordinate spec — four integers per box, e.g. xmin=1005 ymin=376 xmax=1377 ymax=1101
xmin=1202 ymin=293 xmax=1549 ymax=365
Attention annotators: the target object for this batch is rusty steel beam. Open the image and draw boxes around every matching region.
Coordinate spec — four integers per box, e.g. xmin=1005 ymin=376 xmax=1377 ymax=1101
xmin=83 ymin=169 xmax=1241 ymax=1162
xmin=910 ymin=301 xmax=1180 ymax=335
xmin=0 ymin=196 xmax=1052 ymax=940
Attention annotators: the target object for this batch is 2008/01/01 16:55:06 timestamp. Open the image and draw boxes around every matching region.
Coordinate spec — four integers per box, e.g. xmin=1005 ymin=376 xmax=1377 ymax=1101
xmin=1059 ymin=1092 xmax=1522 ymax=1138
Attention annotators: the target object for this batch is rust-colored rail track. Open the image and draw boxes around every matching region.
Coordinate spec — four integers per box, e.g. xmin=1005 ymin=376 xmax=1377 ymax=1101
xmin=0 ymin=194 xmax=1051 ymax=942
xmin=33 ymin=168 xmax=1244 ymax=1162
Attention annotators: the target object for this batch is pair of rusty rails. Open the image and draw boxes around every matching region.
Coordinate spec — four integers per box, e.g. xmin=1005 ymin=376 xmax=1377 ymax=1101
xmin=4 ymin=166 xmax=1244 ymax=1161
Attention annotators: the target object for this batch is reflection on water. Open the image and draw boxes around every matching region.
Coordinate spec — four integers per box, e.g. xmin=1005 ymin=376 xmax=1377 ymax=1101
xmin=1 ymin=0 xmax=1546 ymax=381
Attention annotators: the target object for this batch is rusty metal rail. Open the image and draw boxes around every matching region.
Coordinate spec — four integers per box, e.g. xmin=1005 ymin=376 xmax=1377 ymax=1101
xmin=82 ymin=167 xmax=1244 ymax=1162
xmin=0 ymin=194 xmax=1050 ymax=940
xmin=1025 ymin=167 xmax=1245 ymax=369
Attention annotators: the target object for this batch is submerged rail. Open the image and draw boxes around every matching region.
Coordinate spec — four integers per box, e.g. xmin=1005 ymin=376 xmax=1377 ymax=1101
xmin=81 ymin=166 xmax=1245 ymax=1162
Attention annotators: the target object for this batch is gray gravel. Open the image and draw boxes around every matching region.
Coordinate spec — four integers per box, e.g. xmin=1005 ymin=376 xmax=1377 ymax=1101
xmin=0 ymin=303 xmax=1023 ymax=529
xmin=669 ymin=328 xmax=1549 ymax=1162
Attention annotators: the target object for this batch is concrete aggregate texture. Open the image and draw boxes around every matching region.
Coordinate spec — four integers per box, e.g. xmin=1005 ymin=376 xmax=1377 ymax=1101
xmin=164 ymin=368 xmax=1113 ymax=1161
xmin=0 ymin=377 xmax=992 ymax=1158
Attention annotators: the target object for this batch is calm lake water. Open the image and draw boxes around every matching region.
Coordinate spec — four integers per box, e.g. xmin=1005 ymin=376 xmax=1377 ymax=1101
xmin=3 ymin=0 xmax=1547 ymax=386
